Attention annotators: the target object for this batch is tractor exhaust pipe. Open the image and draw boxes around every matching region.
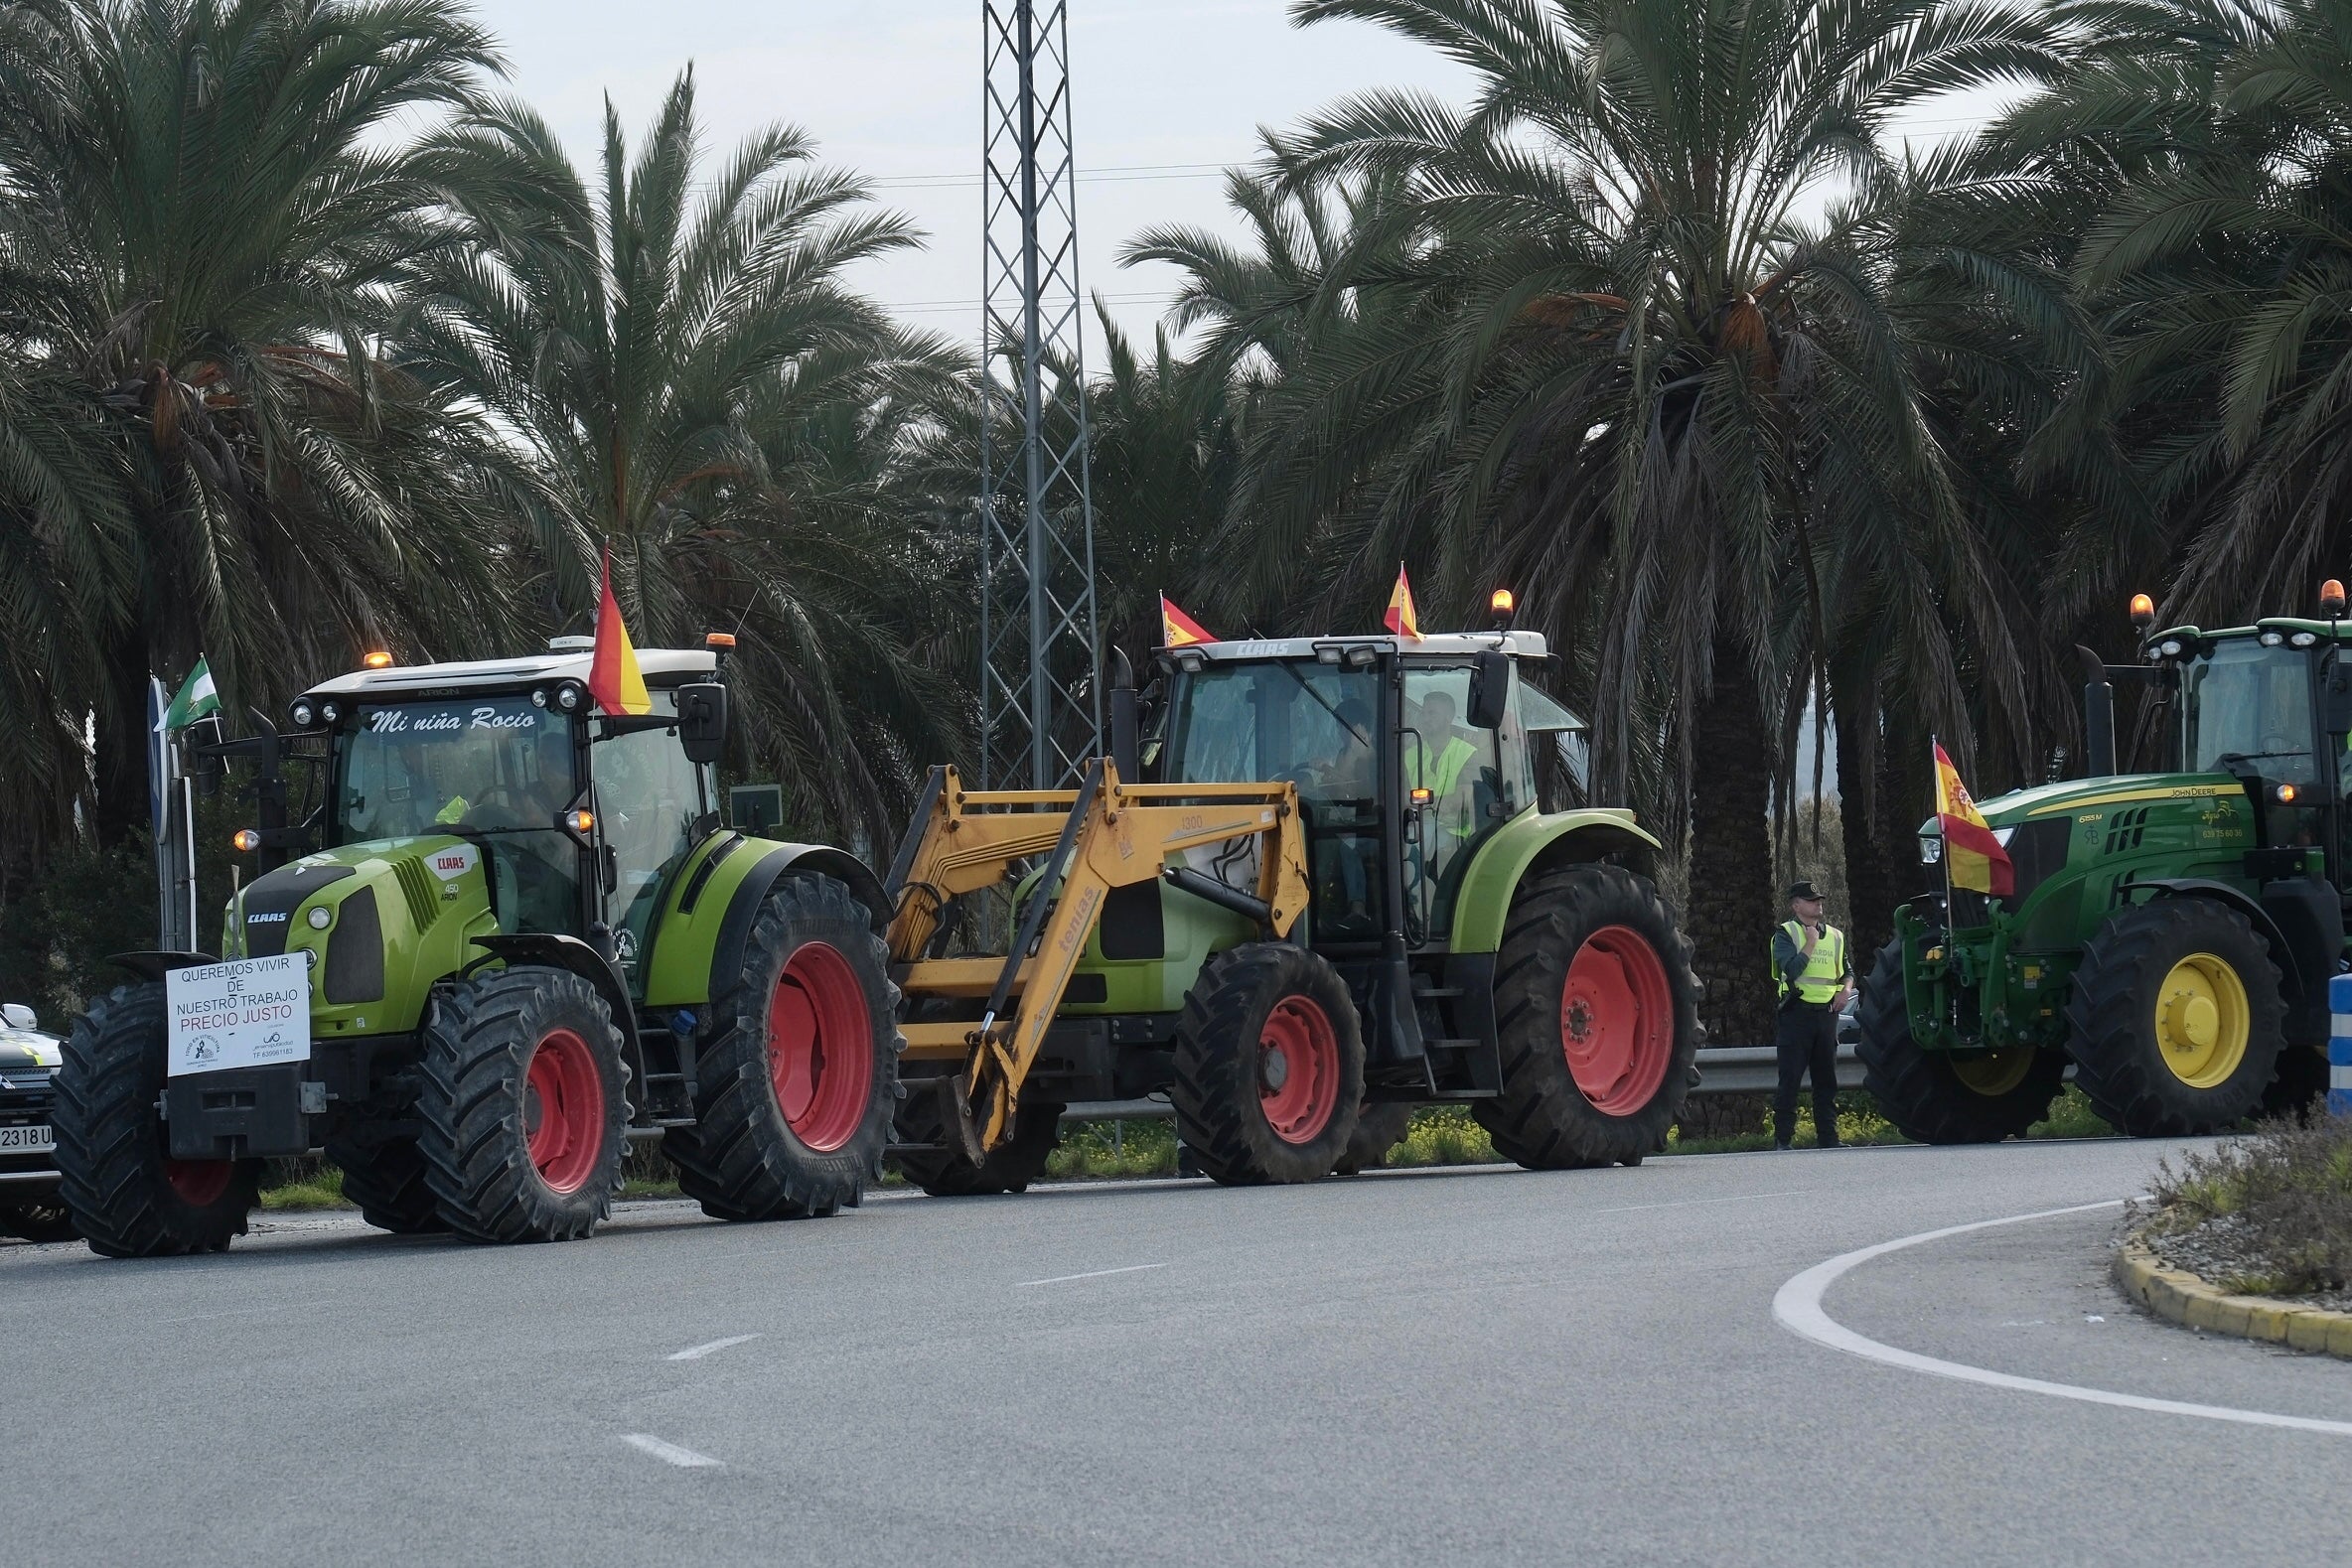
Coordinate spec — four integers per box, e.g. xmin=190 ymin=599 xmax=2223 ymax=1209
xmin=1108 ymin=645 xmax=1139 ymax=779
xmin=2076 ymin=644 xmax=2117 ymax=779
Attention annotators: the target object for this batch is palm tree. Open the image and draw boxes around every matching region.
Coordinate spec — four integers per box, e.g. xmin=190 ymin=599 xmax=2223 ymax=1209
xmin=400 ymin=71 xmax=970 ymax=847
xmin=0 ymin=0 xmax=518 ymax=847
xmin=2026 ymin=0 xmax=2352 ymax=622
xmin=1196 ymin=0 xmax=2071 ymax=1042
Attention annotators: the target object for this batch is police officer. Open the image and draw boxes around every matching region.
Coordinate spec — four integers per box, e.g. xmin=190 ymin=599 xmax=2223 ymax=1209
xmin=1771 ymin=880 xmax=1850 ymax=1150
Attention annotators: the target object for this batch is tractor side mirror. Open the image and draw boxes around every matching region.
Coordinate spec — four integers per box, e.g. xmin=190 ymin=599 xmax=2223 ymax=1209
xmin=1465 ymin=650 xmax=1511 ymax=730
xmin=677 ymin=682 xmax=729 ymax=766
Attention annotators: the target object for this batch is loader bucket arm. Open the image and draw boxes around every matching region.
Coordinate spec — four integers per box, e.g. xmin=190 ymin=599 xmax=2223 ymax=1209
xmin=885 ymin=760 xmax=1308 ymax=1154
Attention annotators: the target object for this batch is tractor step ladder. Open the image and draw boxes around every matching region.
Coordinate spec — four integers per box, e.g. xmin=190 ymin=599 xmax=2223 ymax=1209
xmin=882 ymin=760 xmax=1310 ymax=1158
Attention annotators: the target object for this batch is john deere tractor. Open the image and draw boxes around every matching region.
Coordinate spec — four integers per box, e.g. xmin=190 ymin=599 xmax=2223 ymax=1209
xmin=1860 ymin=591 xmax=2352 ymax=1142
xmin=52 ymin=639 xmax=901 ymax=1255
xmin=885 ymin=613 xmax=1702 ymax=1192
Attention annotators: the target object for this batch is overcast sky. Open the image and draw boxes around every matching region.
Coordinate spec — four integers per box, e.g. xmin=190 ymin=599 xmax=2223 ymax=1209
xmin=472 ymin=2 xmax=1473 ymax=349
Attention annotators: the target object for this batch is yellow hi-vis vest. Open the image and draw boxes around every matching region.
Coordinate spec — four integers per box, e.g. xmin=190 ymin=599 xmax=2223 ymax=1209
xmin=1776 ymin=920 xmax=1846 ymax=1004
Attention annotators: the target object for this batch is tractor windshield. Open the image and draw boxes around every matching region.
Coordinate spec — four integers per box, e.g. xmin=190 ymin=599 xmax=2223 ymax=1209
xmin=333 ymin=695 xmax=581 ymax=933
xmin=2179 ymin=640 xmax=2318 ymax=785
xmin=1163 ymin=661 xmax=1382 ymax=936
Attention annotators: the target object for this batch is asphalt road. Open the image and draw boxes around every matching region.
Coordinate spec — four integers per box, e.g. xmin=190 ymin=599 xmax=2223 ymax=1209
xmin=5 ymin=1138 xmax=2346 ymax=1567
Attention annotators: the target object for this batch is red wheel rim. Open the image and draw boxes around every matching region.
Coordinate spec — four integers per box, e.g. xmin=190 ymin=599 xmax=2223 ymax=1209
xmin=767 ymin=942 xmax=874 ymax=1153
xmin=524 ymin=1027 xmax=606 ymax=1195
xmin=1560 ymin=925 xmax=1675 ymax=1115
xmin=1257 ymin=995 xmax=1341 ymax=1144
xmin=165 ymin=1160 xmax=232 ymax=1207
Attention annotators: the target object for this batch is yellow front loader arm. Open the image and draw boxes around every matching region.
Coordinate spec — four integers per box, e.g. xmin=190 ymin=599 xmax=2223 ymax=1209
xmin=883 ymin=758 xmax=1309 ymax=1159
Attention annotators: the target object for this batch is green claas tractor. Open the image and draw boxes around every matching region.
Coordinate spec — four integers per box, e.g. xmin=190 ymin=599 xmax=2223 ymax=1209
xmin=884 ymin=612 xmax=1702 ymax=1192
xmin=1860 ymin=590 xmax=2352 ymax=1141
xmin=52 ymin=639 xmax=902 ymax=1255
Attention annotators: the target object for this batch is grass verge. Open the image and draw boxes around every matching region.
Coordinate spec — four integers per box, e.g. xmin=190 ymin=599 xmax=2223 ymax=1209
xmin=2137 ymin=1113 xmax=2352 ymax=1307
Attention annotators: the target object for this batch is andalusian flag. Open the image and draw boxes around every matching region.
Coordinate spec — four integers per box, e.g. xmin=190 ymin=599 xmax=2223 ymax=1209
xmin=588 ymin=547 xmax=652 ymax=716
xmin=1934 ymin=742 xmax=2013 ymax=897
xmin=1384 ymin=562 xmax=1421 ymax=640
xmin=1160 ymin=593 xmax=1214 ymax=648
xmin=162 ymin=656 xmax=220 ymax=730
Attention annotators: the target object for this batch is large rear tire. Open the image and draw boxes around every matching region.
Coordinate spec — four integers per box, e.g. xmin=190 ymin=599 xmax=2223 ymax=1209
xmin=664 ymin=873 xmax=899 ymax=1220
xmin=892 ymin=1089 xmax=1065 ymax=1195
xmin=1857 ymin=936 xmax=2063 ymax=1143
xmin=417 ymin=966 xmax=629 ymax=1243
xmin=1474 ymin=865 xmax=1698 ymax=1169
xmin=1172 ymin=942 xmax=1364 ymax=1185
xmin=2066 ymin=900 xmax=2284 ymax=1137
xmin=51 ymin=982 xmax=261 ymax=1257
xmin=326 ymin=1130 xmax=446 ymax=1234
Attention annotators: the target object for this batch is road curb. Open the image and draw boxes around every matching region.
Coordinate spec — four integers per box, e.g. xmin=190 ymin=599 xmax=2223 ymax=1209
xmin=2113 ymin=1239 xmax=2352 ymax=1358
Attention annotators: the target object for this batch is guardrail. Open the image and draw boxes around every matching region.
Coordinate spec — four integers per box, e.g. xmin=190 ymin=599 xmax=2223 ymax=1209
xmin=1058 ymin=1042 xmax=1869 ymax=1121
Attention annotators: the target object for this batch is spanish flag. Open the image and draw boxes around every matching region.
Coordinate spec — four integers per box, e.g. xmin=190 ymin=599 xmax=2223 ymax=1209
xmin=1160 ymin=594 xmax=1214 ymax=648
xmin=588 ymin=546 xmax=652 ymax=716
xmin=1384 ymin=562 xmax=1421 ymax=640
xmin=1934 ymin=742 xmax=2013 ymax=897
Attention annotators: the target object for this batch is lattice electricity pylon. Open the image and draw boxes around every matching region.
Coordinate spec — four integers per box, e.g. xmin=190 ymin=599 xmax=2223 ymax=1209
xmin=977 ymin=0 xmax=1101 ymax=789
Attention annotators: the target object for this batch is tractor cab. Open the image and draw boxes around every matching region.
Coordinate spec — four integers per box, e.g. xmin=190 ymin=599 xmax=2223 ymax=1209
xmin=2156 ymin=621 xmax=2352 ymax=880
xmin=271 ymin=641 xmax=731 ymax=988
xmin=1144 ymin=630 xmax=1582 ymax=947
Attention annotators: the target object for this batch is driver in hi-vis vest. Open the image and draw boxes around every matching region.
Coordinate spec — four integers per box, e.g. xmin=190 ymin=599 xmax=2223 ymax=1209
xmin=1770 ymin=880 xmax=1851 ymax=1150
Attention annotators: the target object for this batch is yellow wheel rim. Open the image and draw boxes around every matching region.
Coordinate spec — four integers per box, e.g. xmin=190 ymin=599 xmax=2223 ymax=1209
xmin=1952 ymin=1048 xmax=2036 ymax=1097
xmin=2152 ymin=952 xmax=2250 ymax=1089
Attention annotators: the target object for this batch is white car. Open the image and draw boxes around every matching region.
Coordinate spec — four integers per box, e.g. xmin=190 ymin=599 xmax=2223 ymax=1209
xmin=0 ymin=1003 xmax=74 ymax=1243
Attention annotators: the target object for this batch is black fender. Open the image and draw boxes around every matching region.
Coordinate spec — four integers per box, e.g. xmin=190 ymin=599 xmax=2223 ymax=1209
xmin=2132 ymin=879 xmax=2310 ymax=1001
xmin=107 ymin=950 xmax=221 ymax=983
xmin=464 ymin=933 xmax=648 ymax=1095
xmin=706 ymin=843 xmax=891 ymax=1017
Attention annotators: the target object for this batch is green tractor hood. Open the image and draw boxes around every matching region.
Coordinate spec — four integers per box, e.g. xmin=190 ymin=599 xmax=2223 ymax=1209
xmin=223 ymin=835 xmax=497 ymax=1038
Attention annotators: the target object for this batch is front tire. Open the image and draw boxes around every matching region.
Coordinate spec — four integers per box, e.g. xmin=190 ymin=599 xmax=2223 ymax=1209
xmin=52 ymin=982 xmax=261 ymax=1257
xmin=0 ymin=1199 xmax=79 ymax=1243
xmin=326 ymin=1130 xmax=446 ymax=1235
xmin=1334 ymin=1102 xmax=1413 ymax=1175
xmin=1857 ymin=936 xmax=2063 ymax=1143
xmin=1172 ymin=942 xmax=1364 ymax=1185
xmin=892 ymin=1088 xmax=1065 ymax=1195
xmin=2066 ymin=900 xmax=2285 ymax=1137
xmin=1474 ymin=866 xmax=1699 ymax=1169
xmin=416 ymin=967 xmax=629 ymax=1243
xmin=663 ymin=873 xmax=899 ymax=1220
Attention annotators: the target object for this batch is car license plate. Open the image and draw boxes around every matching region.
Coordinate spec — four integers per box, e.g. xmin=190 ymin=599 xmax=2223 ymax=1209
xmin=0 ymin=1123 xmax=55 ymax=1155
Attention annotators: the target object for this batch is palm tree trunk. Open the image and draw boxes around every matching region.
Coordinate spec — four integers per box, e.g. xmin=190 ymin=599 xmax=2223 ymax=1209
xmin=92 ymin=633 xmax=151 ymax=851
xmin=1685 ymin=637 xmax=1778 ymax=1049
xmin=1836 ymin=688 xmax=1897 ymax=961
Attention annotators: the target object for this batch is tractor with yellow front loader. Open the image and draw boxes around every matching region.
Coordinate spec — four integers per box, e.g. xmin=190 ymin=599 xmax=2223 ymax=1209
xmin=883 ymin=610 xmax=1703 ymax=1190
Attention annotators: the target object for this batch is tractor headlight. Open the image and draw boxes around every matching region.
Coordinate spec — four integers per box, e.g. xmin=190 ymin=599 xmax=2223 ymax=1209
xmin=306 ymin=906 xmax=332 ymax=930
xmin=321 ymin=702 xmax=341 ymax=723
xmin=553 ymin=682 xmax=583 ymax=711
xmin=2159 ymin=639 xmax=2183 ymax=657
xmin=1919 ymin=831 xmax=1944 ymax=866
xmin=2291 ymin=631 xmax=2318 ymax=648
xmin=530 ymin=686 xmax=548 ymax=708
xmin=2261 ymin=632 xmax=2285 ymax=647
xmin=290 ymin=699 xmax=316 ymax=728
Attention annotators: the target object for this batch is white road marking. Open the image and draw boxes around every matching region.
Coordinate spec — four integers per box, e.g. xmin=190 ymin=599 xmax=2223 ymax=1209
xmin=1773 ymin=1199 xmax=2352 ymax=1438
xmin=666 ymin=1333 xmax=762 ymax=1361
xmin=1590 ymin=1189 xmax=1814 ymax=1216
xmin=1015 ymin=1262 xmax=1166 ymax=1288
xmin=619 ymin=1433 xmax=723 ymax=1468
